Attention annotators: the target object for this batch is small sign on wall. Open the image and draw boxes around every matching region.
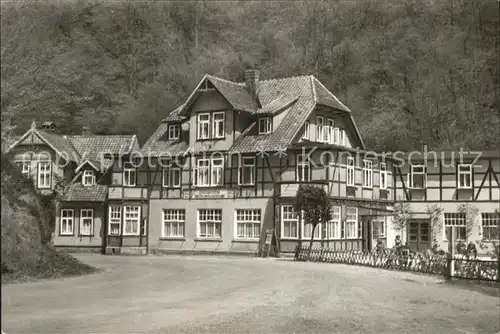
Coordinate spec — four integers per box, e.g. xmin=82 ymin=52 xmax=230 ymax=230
xmin=183 ymin=189 xmax=234 ymax=199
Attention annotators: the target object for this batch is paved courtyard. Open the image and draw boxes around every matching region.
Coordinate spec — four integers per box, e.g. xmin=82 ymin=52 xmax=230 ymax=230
xmin=2 ymin=254 xmax=499 ymax=333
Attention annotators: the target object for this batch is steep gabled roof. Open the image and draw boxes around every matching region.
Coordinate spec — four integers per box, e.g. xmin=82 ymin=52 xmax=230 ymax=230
xmin=140 ymin=123 xmax=189 ymax=156
xmin=67 ymin=135 xmax=138 ymax=160
xmin=313 ymin=77 xmax=350 ymax=112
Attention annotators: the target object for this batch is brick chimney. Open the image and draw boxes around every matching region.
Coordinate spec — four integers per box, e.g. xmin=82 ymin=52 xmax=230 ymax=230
xmin=81 ymin=126 xmax=92 ymax=136
xmin=244 ymin=69 xmax=260 ymax=99
xmin=41 ymin=121 xmax=56 ymax=132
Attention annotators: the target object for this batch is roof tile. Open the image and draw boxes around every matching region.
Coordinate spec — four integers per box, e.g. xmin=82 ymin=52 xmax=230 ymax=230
xmin=60 ymin=183 xmax=108 ymax=202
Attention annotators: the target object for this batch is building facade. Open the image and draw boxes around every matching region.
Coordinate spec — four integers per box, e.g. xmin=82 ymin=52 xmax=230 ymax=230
xmin=6 ymin=70 xmax=500 ymax=256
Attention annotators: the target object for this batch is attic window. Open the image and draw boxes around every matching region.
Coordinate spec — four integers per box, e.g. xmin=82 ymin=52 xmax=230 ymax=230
xmin=168 ymin=124 xmax=180 ymax=140
xmin=198 ymin=79 xmax=215 ymax=92
xmin=82 ymin=170 xmax=95 ymax=186
xmin=258 ymin=117 xmax=272 ymax=134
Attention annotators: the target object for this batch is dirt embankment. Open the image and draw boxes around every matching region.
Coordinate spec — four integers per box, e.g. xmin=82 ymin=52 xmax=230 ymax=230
xmin=1 ymin=153 xmax=95 ymax=283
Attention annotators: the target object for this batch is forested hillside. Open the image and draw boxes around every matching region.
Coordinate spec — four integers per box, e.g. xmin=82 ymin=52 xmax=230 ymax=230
xmin=1 ymin=0 xmax=499 ymax=151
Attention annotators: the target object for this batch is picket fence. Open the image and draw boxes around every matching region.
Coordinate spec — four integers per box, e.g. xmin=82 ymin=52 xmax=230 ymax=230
xmin=294 ymin=246 xmax=499 ymax=282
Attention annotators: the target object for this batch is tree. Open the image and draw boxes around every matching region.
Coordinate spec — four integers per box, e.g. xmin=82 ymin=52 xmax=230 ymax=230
xmin=294 ymin=184 xmax=332 ymax=260
xmin=426 ymin=204 xmax=444 ymax=253
xmin=393 ymin=200 xmax=413 ymax=238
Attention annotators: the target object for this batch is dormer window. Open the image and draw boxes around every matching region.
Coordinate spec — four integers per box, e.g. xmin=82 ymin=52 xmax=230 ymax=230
xmin=168 ymin=124 xmax=180 ymax=140
xmin=258 ymin=117 xmax=272 ymax=134
xmin=82 ymin=170 xmax=96 ymax=186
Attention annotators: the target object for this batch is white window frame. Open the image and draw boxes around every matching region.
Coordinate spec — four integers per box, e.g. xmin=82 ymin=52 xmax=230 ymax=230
xmin=238 ymin=156 xmax=255 ymax=185
xmin=197 ymin=209 xmax=222 ymax=239
xmin=16 ymin=161 xmax=30 ymax=177
xmin=162 ymin=167 xmax=181 ymax=188
xmin=372 ymin=219 xmax=386 ymax=239
xmin=212 ymin=112 xmax=225 ymax=139
xmin=332 ymin=128 xmax=340 ymax=145
xmin=258 ymin=117 xmax=272 ymax=134
xmin=123 ymin=164 xmax=136 ymax=187
xmin=346 ymin=157 xmax=355 ymax=187
xmin=316 ymin=116 xmax=324 ymax=142
xmin=211 ymin=157 xmax=224 ymax=186
xmin=481 ymin=213 xmax=499 ymax=241
xmin=339 ymin=129 xmax=346 ymax=146
xmin=37 ymin=161 xmax=51 ymax=189
xmin=326 ymin=206 xmax=341 ymax=239
xmin=162 ymin=209 xmax=185 ymax=238
xmin=302 ymin=121 xmax=310 ymax=140
xmin=409 ymin=164 xmax=426 ymax=189
xmin=168 ymin=124 xmax=180 ymax=140
xmin=345 ymin=207 xmax=358 ymax=239
xmin=82 ymin=170 xmax=96 ymax=186
xmin=108 ymin=206 xmax=121 ymax=236
xmin=380 ymin=162 xmax=387 ymax=190
xmin=197 ymin=113 xmax=210 ymax=140
xmin=123 ymin=206 xmax=141 ymax=236
xmin=60 ymin=209 xmax=74 ymax=235
xmin=458 ymin=164 xmax=472 ymax=189
xmin=79 ymin=209 xmax=94 ymax=236
xmin=296 ymin=154 xmax=310 ymax=182
xmin=301 ymin=211 xmax=322 ymax=240
xmin=362 ymin=160 xmax=373 ymax=188
xmin=235 ymin=209 xmax=261 ymax=240
xmin=444 ymin=212 xmax=466 ymax=241
xmin=325 ymin=118 xmax=334 ymax=143
xmin=281 ymin=205 xmax=299 ymax=239
xmin=195 ymin=158 xmax=210 ymax=187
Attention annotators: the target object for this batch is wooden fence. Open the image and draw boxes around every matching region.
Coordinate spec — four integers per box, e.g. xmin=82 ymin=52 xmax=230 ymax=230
xmin=294 ymin=246 xmax=499 ymax=282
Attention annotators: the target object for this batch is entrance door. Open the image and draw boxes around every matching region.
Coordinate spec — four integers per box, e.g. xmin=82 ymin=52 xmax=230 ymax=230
xmin=408 ymin=219 xmax=430 ymax=252
xmin=362 ymin=219 xmax=372 ymax=252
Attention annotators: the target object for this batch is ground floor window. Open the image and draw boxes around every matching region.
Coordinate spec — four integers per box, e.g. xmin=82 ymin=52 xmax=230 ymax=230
xmin=80 ymin=209 xmax=94 ymax=236
xmin=444 ymin=212 xmax=466 ymax=241
xmin=60 ymin=209 xmax=74 ymax=235
xmin=124 ymin=206 xmax=141 ymax=235
xmin=302 ymin=211 xmax=321 ymax=240
xmin=372 ymin=219 xmax=386 ymax=239
xmin=281 ymin=205 xmax=298 ymax=239
xmin=326 ymin=206 xmax=341 ymax=239
xmin=198 ymin=209 xmax=222 ymax=238
xmin=163 ymin=209 xmax=185 ymax=238
xmin=109 ymin=206 xmax=121 ymax=235
xmin=235 ymin=209 xmax=261 ymax=239
xmin=344 ymin=207 xmax=358 ymax=239
xmin=481 ymin=213 xmax=499 ymax=241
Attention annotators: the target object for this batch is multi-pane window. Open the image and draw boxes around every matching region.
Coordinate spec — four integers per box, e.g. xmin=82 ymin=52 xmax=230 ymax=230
xmin=302 ymin=121 xmax=310 ymax=140
xmin=211 ymin=157 xmax=224 ymax=186
xmin=481 ymin=213 xmax=499 ymax=241
xmin=82 ymin=170 xmax=96 ymax=186
xmin=258 ymin=117 xmax=272 ymax=134
xmin=163 ymin=167 xmax=181 ymax=188
xmin=362 ymin=160 xmax=373 ymax=188
xmin=409 ymin=165 xmax=426 ymax=189
xmin=212 ymin=112 xmax=225 ymax=138
xmin=444 ymin=212 xmax=466 ymax=241
xmin=195 ymin=157 xmax=224 ymax=186
xmin=372 ymin=219 xmax=386 ymax=239
xmin=38 ymin=162 xmax=51 ymax=188
xmin=80 ymin=209 xmax=94 ymax=236
xmin=162 ymin=209 xmax=185 ymax=238
xmin=124 ymin=206 xmax=140 ymax=235
xmin=332 ymin=128 xmax=340 ymax=145
xmin=326 ymin=206 xmax=341 ymax=239
xmin=302 ymin=211 xmax=321 ymax=240
xmin=346 ymin=157 xmax=355 ymax=187
xmin=339 ymin=130 xmax=346 ymax=146
xmin=458 ymin=164 xmax=472 ymax=189
xmin=109 ymin=206 xmax=121 ymax=235
xmin=123 ymin=163 xmax=136 ymax=186
xmin=238 ymin=156 xmax=255 ymax=185
xmin=345 ymin=207 xmax=358 ymax=239
xmin=235 ymin=209 xmax=261 ymax=239
xmin=198 ymin=209 xmax=222 ymax=238
xmin=16 ymin=161 xmax=30 ymax=178
xmin=60 ymin=209 xmax=74 ymax=235
xmin=316 ymin=116 xmax=324 ymax=142
xmin=168 ymin=124 xmax=180 ymax=140
xmin=197 ymin=113 xmax=210 ymax=139
xmin=196 ymin=158 xmax=210 ymax=186
xmin=380 ymin=162 xmax=387 ymax=190
xmin=281 ymin=205 xmax=298 ymax=239
xmin=296 ymin=154 xmax=310 ymax=182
